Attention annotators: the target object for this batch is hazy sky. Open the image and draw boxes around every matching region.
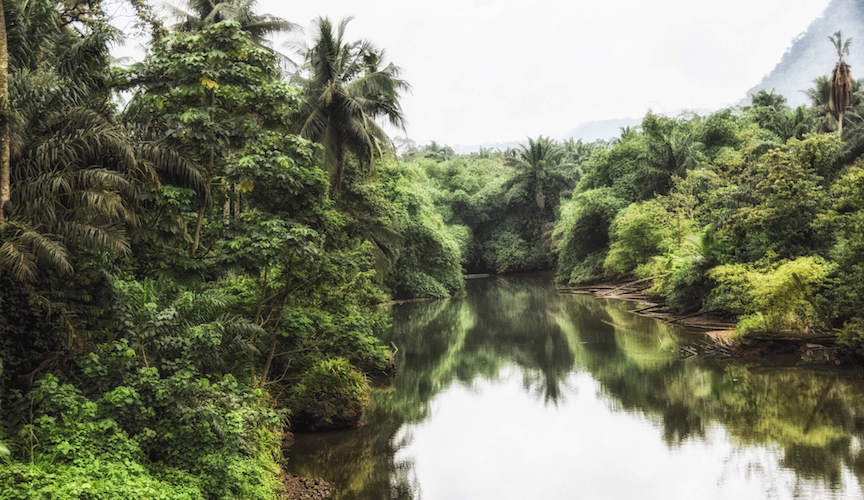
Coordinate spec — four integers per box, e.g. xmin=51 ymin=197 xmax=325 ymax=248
xmin=113 ymin=0 xmax=831 ymax=145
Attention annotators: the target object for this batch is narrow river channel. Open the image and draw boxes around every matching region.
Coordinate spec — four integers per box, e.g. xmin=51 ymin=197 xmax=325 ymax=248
xmin=286 ymin=274 xmax=864 ymax=499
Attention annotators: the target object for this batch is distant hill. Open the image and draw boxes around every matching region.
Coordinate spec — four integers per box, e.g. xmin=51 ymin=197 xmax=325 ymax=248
xmin=563 ymin=118 xmax=641 ymax=143
xmin=745 ymin=0 xmax=864 ymax=106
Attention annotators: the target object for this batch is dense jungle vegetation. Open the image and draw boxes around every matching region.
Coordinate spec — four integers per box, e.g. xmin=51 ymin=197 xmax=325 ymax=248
xmin=0 ymin=0 xmax=863 ymax=497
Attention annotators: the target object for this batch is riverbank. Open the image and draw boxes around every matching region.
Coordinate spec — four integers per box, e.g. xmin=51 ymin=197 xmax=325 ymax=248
xmin=282 ymin=473 xmax=333 ymax=499
xmin=558 ymin=281 xmax=844 ymax=363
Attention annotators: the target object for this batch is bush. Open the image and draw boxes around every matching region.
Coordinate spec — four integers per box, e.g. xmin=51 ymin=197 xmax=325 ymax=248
xmin=708 ymin=257 xmax=833 ymax=335
xmin=288 ymin=358 xmax=370 ymax=431
xmin=482 ymin=228 xmax=550 ymax=273
xmin=604 ymin=200 xmax=676 ymax=276
xmin=1 ymin=349 xmax=285 ymax=500
xmin=555 ymin=188 xmax=627 ymax=284
xmin=838 ymin=318 xmax=864 ymax=349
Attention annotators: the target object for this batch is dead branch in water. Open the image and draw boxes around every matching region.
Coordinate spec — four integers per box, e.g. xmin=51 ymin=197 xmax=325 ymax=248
xmin=597 ymin=275 xmax=668 ymax=297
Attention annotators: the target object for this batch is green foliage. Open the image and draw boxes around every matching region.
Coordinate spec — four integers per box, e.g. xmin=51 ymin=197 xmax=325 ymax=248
xmin=837 ymin=318 xmax=864 ymax=349
xmin=817 ymin=163 xmax=864 ymax=346
xmin=555 ymin=188 xmax=627 ymax=283
xmin=708 ymin=257 xmax=833 ymax=335
xmin=377 ymin=162 xmax=464 ymax=298
xmin=293 ymin=17 xmax=408 ymax=192
xmin=288 ymin=358 xmax=370 ymax=431
xmin=604 ymin=200 xmax=676 ymax=276
xmin=712 ymin=138 xmax=830 ymax=261
xmin=0 ymin=364 xmax=282 ymax=499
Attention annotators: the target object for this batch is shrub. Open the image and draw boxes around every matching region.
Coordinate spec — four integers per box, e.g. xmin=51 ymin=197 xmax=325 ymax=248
xmin=482 ymin=228 xmax=550 ymax=273
xmin=708 ymin=257 xmax=833 ymax=335
xmin=1 ymin=352 xmax=285 ymax=500
xmin=555 ymin=188 xmax=627 ymax=284
xmin=604 ymin=200 xmax=676 ymax=276
xmin=288 ymin=358 xmax=370 ymax=431
xmin=838 ymin=318 xmax=864 ymax=349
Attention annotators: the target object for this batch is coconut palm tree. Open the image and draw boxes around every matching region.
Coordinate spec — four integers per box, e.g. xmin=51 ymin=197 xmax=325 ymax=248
xmin=504 ymin=136 xmax=572 ymax=216
xmin=293 ymin=17 xmax=408 ymax=194
xmin=169 ymin=0 xmax=295 ymax=57
xmin=829 ymin=31 xmax=854 ymax=139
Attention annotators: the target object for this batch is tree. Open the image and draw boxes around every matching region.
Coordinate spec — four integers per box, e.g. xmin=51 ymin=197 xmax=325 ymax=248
xmin=0 ymin=0 xmax=148 ymax=280
xmin=0 ymin=0 xmax=9 ymax=223
xmin=829 ymin=31 xmax=854 ymax=139
xmin=169 ymin=0 xmax=295 ymax=43
xmin=293 ymin=17 xmax=408 ymax=194
xmin=504 ymin=136 xmax=571 ymax=215
xmin=126 ymin=21 xmax=286 ymax=256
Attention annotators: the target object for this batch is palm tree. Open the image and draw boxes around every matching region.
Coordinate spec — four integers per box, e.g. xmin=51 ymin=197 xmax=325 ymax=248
xmin=293 ymin=17 xmax=409 ymax=194
xmin=0 ymin=1 xmax=201 ymax=280
xmin=829 ymin=31 xmax=854 ymax=139
xmin=0 ymin=0 xmax=8 ymax=225
xmin=169 ymin=0 xmax=296 ymax=59
xmin=503 ymin=136 xmax=571 ymax=215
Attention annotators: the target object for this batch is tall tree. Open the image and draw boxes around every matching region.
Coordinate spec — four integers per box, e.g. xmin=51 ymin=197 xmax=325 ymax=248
xmin=0 ymin=0 xmax=9 ymax=224
xmin=294 ymin=17 xmax=408 ymax=194
xmin=504 ymin=136 xmax=571 ymax=215
xmin=0 ymin=0 xmax=198 ymax=281
xmin=126 ymin=21 xmax=287 ymax=256
xmin=170 ymin=0 xmax=295 ymax=42
xmin=829 ymin=31 xmax=854 ymax=139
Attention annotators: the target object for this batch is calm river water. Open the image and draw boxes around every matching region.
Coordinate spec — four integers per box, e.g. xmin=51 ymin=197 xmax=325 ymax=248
xmin=287 ymin=274 xmax=864 ymax=499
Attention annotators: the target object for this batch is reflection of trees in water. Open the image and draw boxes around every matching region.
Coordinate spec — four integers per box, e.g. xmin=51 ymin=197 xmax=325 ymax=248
xmin=289 ymin=276 xmax=864 ymax=497
xmin=553 ymin=296 xmax=864 ymax=490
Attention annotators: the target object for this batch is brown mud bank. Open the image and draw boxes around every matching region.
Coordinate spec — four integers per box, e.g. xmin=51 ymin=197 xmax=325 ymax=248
xmin=558 ymin=281 xmax=843 ymax=364
xmin=281 ymin=473 xmax=334 ymax=499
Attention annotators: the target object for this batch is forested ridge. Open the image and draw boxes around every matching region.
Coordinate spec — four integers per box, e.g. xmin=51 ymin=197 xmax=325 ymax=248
xmin=0 ymin=0 xmax=864 ymax=498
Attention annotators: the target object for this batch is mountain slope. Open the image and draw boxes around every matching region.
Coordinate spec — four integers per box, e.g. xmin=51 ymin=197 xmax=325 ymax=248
xmin=746 ymin=0 xmax=864 ymax=106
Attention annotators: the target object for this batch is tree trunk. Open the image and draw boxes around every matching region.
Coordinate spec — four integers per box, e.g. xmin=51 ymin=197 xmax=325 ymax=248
xmin=233 ymin=183 xmax=240 ymax=221
xmin=190 ymin=204 xmax=205 ymax=255
xmin=838 ymin=110 xmax=844 ymax=140
xmin=222 ymin=192 xmax=230 ymax=224
xmin=191 ymin=90 xmax=216 ymax=256
xmin=0 ymin=0 xmax=10 ymax=224
xmin=190 ymin=148 xmax=213 ymax=256
xmin=260 ymin=339 xmax=277 ymax=385
xmin=333 ymin=138 xmax=344 ymax=198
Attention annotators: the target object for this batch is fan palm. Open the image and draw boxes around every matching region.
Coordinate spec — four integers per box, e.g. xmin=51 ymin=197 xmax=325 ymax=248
xmin=829 ymin=31 xmax=854 ymax=139
xmin=293 ymin=17 xmax=409 ymax=194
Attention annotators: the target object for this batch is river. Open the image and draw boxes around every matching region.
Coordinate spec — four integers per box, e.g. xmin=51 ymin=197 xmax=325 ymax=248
xmin=286 ymin=274 xmax=864 ymax=499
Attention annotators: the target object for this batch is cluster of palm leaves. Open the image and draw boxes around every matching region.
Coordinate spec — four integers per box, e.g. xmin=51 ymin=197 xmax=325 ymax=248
xmin=0 ymin=2 xmax=133 ymax=280
xmin=0 ymin=0 xmax=208 ymax=281
xmin=292 ymin=17 xmax=409 ymax=193
xmin=503 ymin=136 xmax=575 ymax=213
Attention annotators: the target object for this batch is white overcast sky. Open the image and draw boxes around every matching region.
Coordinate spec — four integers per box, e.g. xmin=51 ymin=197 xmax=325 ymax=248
xmin=111 ymin=0 xmax=830 ymax=146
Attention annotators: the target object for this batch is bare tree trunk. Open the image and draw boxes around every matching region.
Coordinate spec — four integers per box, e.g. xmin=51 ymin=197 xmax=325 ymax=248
xmin=190 ymin=204 xmax=205 ymax=255
xmin=222 ymin=194 xmax=230 ymax=224
xmin=190 ymin=148 xmax=213 ymax=256
xmin=333 ymin=138 xmax=344 ymax=198
xmin=260 ymin=339 xmax=277 ymax=385
xmin=233 ymin=184 xmax=240 ymax=221
xmin=838 ymin=110 xmax=845 ymax=140
xmin=191 ymin=90 xmax=216 ymax=256
xmin=0 ymin=0 xmax=10 ymax=223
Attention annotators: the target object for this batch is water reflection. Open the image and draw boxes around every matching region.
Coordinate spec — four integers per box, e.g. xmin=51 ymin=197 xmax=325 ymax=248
xmin=287 ymin=275 xmax=864 ymax=499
